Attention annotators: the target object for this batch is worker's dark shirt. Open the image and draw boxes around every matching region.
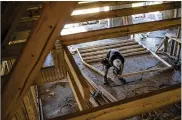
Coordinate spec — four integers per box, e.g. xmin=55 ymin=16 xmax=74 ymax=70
xmin=106 ymin=49 xmax=125 ymax=67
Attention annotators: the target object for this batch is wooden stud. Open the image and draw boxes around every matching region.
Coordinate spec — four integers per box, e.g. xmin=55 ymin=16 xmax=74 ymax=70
xmin=156 ymin=36 xmax=166 ymax=53
xmin=2 ymin=2 xmax=78 ymax=120
xmin=63 ymin=46 xmax=90 ymax=100
xmin=60 ymin=18 xmax=181 ymax=45
xmin=170 ymin=40 xmax=175 ymax=55
xmin=50 ymin=84 xmax=181 ymax=120
xmin=67 ymin=72 xmax=89 ymax=110
xmin=137 ymin=41 xmax=172 ymax=67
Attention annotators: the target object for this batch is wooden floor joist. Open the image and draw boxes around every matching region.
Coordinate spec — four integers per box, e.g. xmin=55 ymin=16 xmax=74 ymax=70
xmin=78 ymin=39 xmax=135 ymax=51
xmin=81 ymin=45 xmax=144 ymax=57
xmin=75 ymin=1 xmax=140 ymax=10
xmin=85 ymin=50 xmax=150 ymax=63
xmin=69 ymin=2 xmax=181 ymax=23
xmin=79 ymin=41 xmax=139 ymax=53
xmin=83 ymin=48 xmax=147 ymax=60
xmin=2 ymin=2 xmax=78 ymax=120
xmin=50 ymin=84 xmax=181 ymax=120
xmin=60 ymin=18 xmax=181 ymax=45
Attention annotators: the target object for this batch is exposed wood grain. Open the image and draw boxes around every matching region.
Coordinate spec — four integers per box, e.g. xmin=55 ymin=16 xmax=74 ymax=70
xmin=67 ymin=72 xmax=89 ymax=110
xmin=80 ymin=41 xmax=139 ymax=54
xmin=85 ymin=50 xmax=150 ymax=63
xmin=69 ymin=2 xmax=181 ymax=23
xmin=83 ymin=48 xmax=146 ymax=60
xmin=75 ymin=1 xmax=139 ymax=10
xmin=78 ymin=39 xmax=135 ymax=50
xmin=118 ymin=67 xmax=172 ymax=78
xmin=2 ymin=2 xmax=78 ymax=120
xmin=50 ymin=84 xmax=181 ymax=120
xmin=60 ymin=18 xmax=181 ymax=45
xmin=64 ymin=46 xmax=90 ymax=100
xmin=81 ymin=44 xmax=142 ymax=57
xmin=138 ymin=41 xmax=172 ymax=67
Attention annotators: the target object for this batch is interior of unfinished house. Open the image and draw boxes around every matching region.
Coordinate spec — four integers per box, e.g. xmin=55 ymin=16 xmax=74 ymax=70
xmin=1 ymin=1 xmax=181 ymax=120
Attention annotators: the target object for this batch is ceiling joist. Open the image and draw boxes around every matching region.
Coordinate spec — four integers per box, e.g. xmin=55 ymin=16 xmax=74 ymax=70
xmin=60 ymin=17 xmax=181 ymax=45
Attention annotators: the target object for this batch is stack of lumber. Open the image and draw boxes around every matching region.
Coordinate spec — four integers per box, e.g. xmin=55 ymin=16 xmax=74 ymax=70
xmin=78 ymin=39 xmax=150 ymax=63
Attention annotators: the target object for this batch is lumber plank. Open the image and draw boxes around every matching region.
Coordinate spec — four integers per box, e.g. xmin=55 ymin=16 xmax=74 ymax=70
xmin=78 ymin=39 xmax=135 ymax=50
xmin=166 ymin=33 xmax=182 ymax=44
xmin=137 ymin=41 xmax=172 ymax=67
xmin=63 ymin=46 xmax=90 ymax=100
xmin=50 ymin=84 xmax=181 ymax=120
xmin=69 ymin=2 xmax=181 ymax=23
xmin=75 ymin=1 xmax=139 ymax=10
xmin=67 ymin=72 xmax=89 ymax=110
xmin=79 ymin=41 xmax=139 ymax=53
xmin=60 ymin=18 xmax=181 ymax=45
xmin=85 ymin=50 xmax=150 ymax=63
xmin=98 ymin=86 xmax=118 ymax=102
xmin=156 ymin=36 xmax=166 ymax=53
xmin=83 ymin=48 xmax=147 ymax=60
xmin=2 ymin=2 xmax=78 ymax=120
xmin=118 ymin=67 xmax=172 ymax=78
xmin=77 ymin=48 xmax=113 ymax=80
xmin=81 ymin=44 xmax=143 ymax=57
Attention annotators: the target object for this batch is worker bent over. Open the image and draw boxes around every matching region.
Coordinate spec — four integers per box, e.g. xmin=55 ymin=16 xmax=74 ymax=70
xmin=101 ymin=49 xmax=126 ymax=85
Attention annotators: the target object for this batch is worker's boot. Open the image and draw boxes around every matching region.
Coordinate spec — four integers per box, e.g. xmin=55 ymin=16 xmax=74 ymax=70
xmin=118 ymin=77 xmax=126 ymax=84
xmin=104 ymin=77 xmax=109 ymax=85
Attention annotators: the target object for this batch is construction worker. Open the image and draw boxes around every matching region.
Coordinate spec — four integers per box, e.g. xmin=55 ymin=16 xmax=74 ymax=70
xmin=101 ymin=49 xmax=126 ymax=85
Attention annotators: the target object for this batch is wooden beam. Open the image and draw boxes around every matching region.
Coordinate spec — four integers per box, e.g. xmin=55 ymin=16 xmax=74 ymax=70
xmin=63 ymin=46 xmax=90 ymax=100
xmin=118 ymin=67 xmax=172 ymax=78
xmin=137 ymin=41 xmax=172 ymax=67
xmin=2 ymin=2 xmax=78 ymax=120
xmin=166 ymin=33 xmax=182 ymax=44
xmin=69 ymin=2 xmax=181 ymax=23
xmin=60 ymin=18 xmax=181 ymax=45
xmin=67 ymin=72 xmax=89 ymax=110
xmin=75 ymin=1 xmax=140 ymax=10
xmin=50 ymin=84 xmax=181 ymax=120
